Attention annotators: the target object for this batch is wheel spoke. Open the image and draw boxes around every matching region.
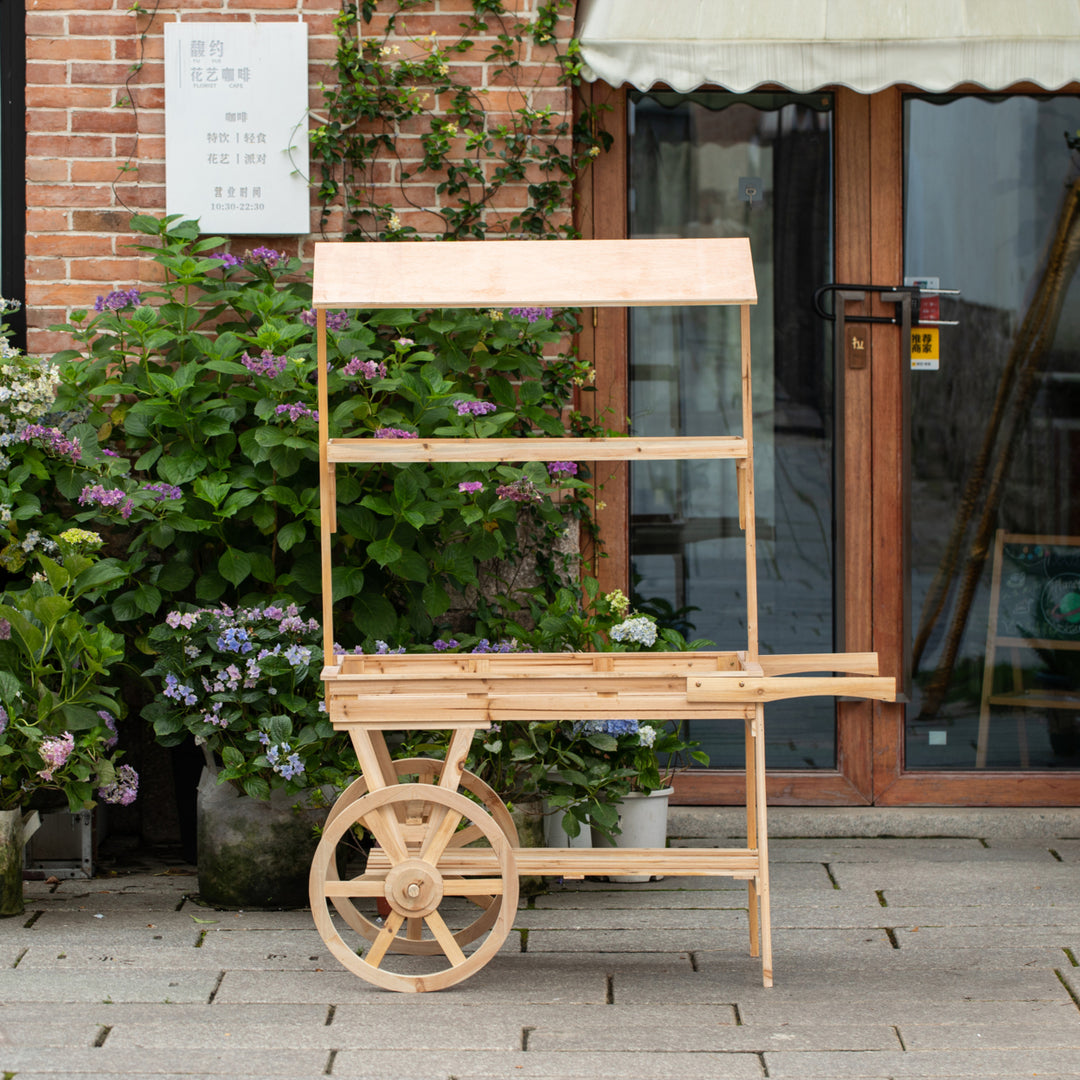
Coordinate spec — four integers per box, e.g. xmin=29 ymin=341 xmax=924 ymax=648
xmin=448 ymin=823 xmax=485 ymax=848
xmin=424 ymin=909 xmax=467 ymax=966
xmin=324 ymin=875 xmax=387 ymax=899
xmin=364 ymin=910 xmax=405 ymax=968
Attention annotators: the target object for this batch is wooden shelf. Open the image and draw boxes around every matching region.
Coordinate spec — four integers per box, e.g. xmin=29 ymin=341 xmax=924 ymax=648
xmin=326 ymin=435 xmax=748 ymax=464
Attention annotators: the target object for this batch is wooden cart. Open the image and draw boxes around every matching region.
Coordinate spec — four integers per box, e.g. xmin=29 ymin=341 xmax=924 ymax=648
xmin=307 ymin=238 xmax=896 ymax=993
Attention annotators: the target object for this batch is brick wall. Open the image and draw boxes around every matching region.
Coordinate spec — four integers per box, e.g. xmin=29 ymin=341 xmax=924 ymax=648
xmin=23 ymin=0 xmax=577 ymax=356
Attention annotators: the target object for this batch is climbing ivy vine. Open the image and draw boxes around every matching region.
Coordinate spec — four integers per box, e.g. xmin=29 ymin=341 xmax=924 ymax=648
xmin=310 ymin=0 xmax=611 ymax=240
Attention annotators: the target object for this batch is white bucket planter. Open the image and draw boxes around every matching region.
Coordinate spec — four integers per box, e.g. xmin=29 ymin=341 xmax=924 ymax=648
xmin=592 ymin=787 xmax=673 ymax=882
xmin=543 ymin=803 xmax=592 ymax=848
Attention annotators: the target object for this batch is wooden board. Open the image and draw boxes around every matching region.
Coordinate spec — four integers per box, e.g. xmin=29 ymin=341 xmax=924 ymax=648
xmin=313 ymin=237 xmax=758 ymax=310
xmin=327 ymin=435 xmax=748 ymax=464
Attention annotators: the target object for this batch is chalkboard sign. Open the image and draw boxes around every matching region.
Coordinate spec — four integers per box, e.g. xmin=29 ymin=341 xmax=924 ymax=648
xmin=993 ymin=533 xmax=1080 ymax=642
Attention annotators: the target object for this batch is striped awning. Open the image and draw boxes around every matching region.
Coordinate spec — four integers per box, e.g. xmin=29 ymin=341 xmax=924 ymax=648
xmin=576 ymin=0 xmax=1080 ymax=94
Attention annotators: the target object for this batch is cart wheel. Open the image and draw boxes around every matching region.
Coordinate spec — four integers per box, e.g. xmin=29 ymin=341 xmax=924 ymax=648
xmin=310 ymin=782 xmax=519 ymax=993
xmin=323 ymin=759 xmax=518 ymax=954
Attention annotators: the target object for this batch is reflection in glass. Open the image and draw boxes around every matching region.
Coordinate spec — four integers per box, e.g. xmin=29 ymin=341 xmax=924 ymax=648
xmin=628 ymin=92 xmax=835 ymax=769
xmin=906 ymin=95 xmax=1080 ymax=770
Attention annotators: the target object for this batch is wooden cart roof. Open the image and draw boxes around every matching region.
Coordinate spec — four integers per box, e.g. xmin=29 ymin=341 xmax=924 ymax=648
xmin=312 ymin=236 xmax=757 ymax=310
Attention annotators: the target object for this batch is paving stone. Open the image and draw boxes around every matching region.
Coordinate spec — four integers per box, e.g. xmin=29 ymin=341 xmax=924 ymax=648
xmin=0 ymin=1020 xmax=104 ymax=1048
xmin=527 ymin=1013 xmax=899 ymax=1053
xmin=0 ymin=968 xmax=220 ymax=1003
xmin=0 ymin=1047 xmax=330 ymax=1075
xmin=899 ymin=1020 xmax=1080 ymax=1049
xmin=513 ymin=905 xmax=749 ymax=931
xmin=763 ymin=1047 xmax=1080 ymax=1076
xmin=331 ymin=1048 xmax=764 ymax=1079
xmin=534 ymin=884 xmax=747 ymax=908
xmin=737 ymin=997 xmax=1078 ymax=1028
xmin=0 ymin=1001 xmax=330 ymax=1026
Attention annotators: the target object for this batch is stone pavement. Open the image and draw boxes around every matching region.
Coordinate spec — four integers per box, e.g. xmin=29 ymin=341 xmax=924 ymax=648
xmin=3 ymin=812 xmax=1080 ymax=1079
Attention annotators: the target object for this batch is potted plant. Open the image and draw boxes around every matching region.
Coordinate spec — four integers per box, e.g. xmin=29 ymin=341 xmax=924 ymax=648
xmin=0 ymin=530 xmax=136 ymax=915
xmin=143 ymin=601 xmax=355 ymax=908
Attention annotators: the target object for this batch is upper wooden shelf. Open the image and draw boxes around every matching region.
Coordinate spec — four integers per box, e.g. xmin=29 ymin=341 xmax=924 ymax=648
xmin=326 ymin=435 xmax=749 ymax=464
xmin=312 ymin=237 xmax=757 ymax=310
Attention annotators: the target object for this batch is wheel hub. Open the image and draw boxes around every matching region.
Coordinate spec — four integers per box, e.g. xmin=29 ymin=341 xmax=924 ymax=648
xmin=384 ymin=857 xmax=444 ymax=918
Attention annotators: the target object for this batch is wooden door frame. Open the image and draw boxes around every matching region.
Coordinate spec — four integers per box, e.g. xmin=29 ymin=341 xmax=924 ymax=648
xmin=868 ymin=83 xmax=1080 ymax=806
xmin=577 ymin=81 xmax=1080 ymax=807
xmin=576 ymin=82 xmax=873 ymax=806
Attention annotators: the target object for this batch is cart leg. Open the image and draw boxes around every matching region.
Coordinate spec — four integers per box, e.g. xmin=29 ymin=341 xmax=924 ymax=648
xmin=745 ymin=714 xmax=760 ymax=958
xmin=753 ymin=704 xmax=773 ymax=987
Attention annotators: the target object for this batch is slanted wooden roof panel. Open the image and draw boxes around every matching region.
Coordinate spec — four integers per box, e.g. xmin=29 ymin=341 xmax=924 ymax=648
xmin=312 ymin=237 xmax=757 ymax=310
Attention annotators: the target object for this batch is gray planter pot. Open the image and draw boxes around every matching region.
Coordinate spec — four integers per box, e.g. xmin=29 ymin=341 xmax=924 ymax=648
xmin=196 ymin=768 xmax=329 ymax=909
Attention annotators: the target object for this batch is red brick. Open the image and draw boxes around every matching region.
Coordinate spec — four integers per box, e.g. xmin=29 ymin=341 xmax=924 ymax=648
xmin=27 ymin=86 xmax=114 ymax=109
xmin=28 ymin=327 xmax=77 ymax=356
xmin=72 ymin=109 xmax=138 ymax=134
xmin=26 ymin=233 xmax=116 ymax=258
xmin=26 ymin=283 xmax=104 ymax=308
xmin=71 ymin=62 xmax=142 ymax=86
xmin=67 ymin=13 xmax=146 ymax=37
xmin=130 ymin=86 xmax=165 ymax=109
xmin=26 ymin=207 xmax=70 ymax=231
xmin=25 ymin=13 xmax=67 ymax=35
xmin=27 ymin=38 xmax=112 ymax=62
xmin=26 ymin=159 xmax=70 ymax=183
xmin=68 ymin=257 xmax=145 ymax=282
xmin=25 ymin=184 xmax=113 ymax=208
xmin=25 ymin=110 xmax=71 ymax=133
xmin=26 ymin=258 xmax=71 ymax=281
xmin=26 ymin=62 xmax=70 ymax=86
xmin=70 ymin=160 xmax=129 ymax=183
xmin=27 ymin=134 xmax=114 ymax=157
xmin=71 ymin=209 xmax=133 ymax=232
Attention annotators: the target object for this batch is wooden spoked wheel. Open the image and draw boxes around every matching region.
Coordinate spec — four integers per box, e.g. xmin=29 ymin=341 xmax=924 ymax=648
xmin=322 ymin=759 xmax=518 ymax=954
xmin=310 ymin=782 xmax=519 ymax=993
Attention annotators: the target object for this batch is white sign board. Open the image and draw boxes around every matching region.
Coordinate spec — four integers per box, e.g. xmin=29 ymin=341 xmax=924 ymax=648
xmin=165 ymin=23 xmax=309 ymax=235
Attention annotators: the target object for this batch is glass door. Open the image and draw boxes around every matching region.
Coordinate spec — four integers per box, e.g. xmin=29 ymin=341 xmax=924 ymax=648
xmin=627 ymin=92 xmax=837 ymax=770
xmin=904 ymin=94 xmax=1080 ymax=773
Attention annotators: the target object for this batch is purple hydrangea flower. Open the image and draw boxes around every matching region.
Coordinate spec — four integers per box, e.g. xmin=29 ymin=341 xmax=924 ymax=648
xmin=143 ymin=482 xmax=182 ymax=502
xmin=547 ymin=461 xmax=578 ymax=478
xmin=98 ymin=764 xmax=139 ymax=806
xmin=454 ymin=400 xmax=498 ymax=417
xmin=375 ymin=427 xmax=418 ymax=439
xmin=78 ymin=484 xmax=134 ymax=518
xmin=212 ymin=253 xmax=244 ymax=269
xmin=496 ymin=477 xmax=544 ymax=503
xmin=508 ymin=306 xmax=554 ymax=323
xmin=432 ymin=638 xmax=459 ymax=651
xmin=250 ymin=246 xmax=285 ymax=268
xmin=300 ymin=308 xmax=350 ymax=331
xmin=216 ymin=627 xmax=253 ymax=654
xmin=19 ymin=424 xmax=82 ymax=462
xmin=342 ymin=357 xmax=387 ymax=380
xmin=458 ymin=481 xmax=483 ymax=494
xmin=98 ymin=710 xmax=118 ymax=749
xmin=94 ymin=289 xmax=142 ymax=312
xmin=37 ymin=732 xmax=75 ymax=780
xmin=0 ymin=619 xmax=9 ymax=641
xmin=241 ymin=349 xmax=288 ymax=378
xmin=275 ymin=402 xmax=318 ymax=422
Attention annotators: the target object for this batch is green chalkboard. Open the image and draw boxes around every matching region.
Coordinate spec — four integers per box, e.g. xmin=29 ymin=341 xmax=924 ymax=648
xmin=995 ymin=535 xmax=1080 ymax=642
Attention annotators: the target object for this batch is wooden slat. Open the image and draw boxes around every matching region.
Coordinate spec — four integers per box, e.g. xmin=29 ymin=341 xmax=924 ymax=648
xmin=326 ymin=435 xmax=748 ymax=464
xmin=328 ymin=693 xmax=753 ymax=727
xmin=327 ymin=651 xmax=742 ymax=678
xmin=686 ymin=674 xmax=896 ymax=704
xmin=366 ymin=846 xmax=761 ymax=877
xmin=753 ymin=652 xmax=881 ymax=676
xmin=313 ymin=237 xmax=757 ymax=310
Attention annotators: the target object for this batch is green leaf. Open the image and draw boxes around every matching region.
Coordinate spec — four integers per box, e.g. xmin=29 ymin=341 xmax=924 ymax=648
xmin=195 ymin=570 xmax=227 ymax=602
xmin=368 ymin=537 xmax=402 ymax=566
xmin=218 ymin=548 xmax=252 ymax=586
xmin=351 ymin=592 xmax=397 ymax=640
xmin=33 ymin=594 xmax=71 ymax=627
xmin=277 ymin=520 xmax=306 ymax=552
xmin=158 ymin=448 xmax=208 ymax=486
xmin=393 ymin=469 xmax=420 ymax=509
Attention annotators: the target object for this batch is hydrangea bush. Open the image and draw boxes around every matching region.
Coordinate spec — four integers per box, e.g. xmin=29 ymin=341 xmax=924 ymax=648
xmin=50 ymin=214 xmax=603 ymax=651
xmin=142 ymin=601 xmax=354 ymax=799
xmin=0 ymin=529 xmax=135 ymax=813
